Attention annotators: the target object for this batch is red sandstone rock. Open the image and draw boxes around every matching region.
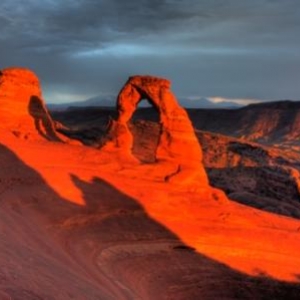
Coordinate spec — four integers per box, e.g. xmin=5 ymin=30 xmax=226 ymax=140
xmin=0 ymin=67 xmax=68 ymax=141
xmin=102 ymin=75 xmax=209 ymax=185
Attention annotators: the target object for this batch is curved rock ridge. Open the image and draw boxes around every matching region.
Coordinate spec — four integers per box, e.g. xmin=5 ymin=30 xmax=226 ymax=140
xmin=102 ymin=75 xmax=209 ymax=185
xmin=0 ymin=67 xmax=67 ymax=141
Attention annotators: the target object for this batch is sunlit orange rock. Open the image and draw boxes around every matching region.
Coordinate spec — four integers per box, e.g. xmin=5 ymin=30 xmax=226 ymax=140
xmin=0 ymin=67 xmax=67 ymax=141
xmin=102 ymin=75 xmax=209 ymax=185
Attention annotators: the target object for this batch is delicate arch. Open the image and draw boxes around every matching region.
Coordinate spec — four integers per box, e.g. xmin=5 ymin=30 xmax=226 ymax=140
xmin=101 ymin=75 xmax=208 ymax=184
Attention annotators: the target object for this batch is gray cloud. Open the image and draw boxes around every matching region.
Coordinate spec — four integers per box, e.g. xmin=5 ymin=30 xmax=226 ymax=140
xmin=0 ymin=0 xmax=299 ymax=103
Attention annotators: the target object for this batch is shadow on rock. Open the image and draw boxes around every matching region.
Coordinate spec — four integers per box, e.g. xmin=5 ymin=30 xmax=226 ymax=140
xmin=0 ymin=143 xmax=300 ymax=299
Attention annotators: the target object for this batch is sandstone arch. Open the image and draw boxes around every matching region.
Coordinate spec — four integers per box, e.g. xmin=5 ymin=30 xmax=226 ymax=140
xmin=102 ymin=75 xmax=209 ymax=185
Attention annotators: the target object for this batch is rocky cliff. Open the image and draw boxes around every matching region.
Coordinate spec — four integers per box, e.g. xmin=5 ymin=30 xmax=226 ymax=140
xmin=0 ymin=67 xmax=68 ymax=141
xmin=188 ymin=100 xmax=300 ymax=147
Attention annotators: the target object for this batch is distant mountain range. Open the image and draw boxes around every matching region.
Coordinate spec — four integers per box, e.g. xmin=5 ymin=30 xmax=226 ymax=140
xmin=181 ymin=97 xmax=242 ymax=109
xmin=47 ymin=95 xmax=242 ymax=110
xmin=47 ymin=95 xmax=116 ymax=110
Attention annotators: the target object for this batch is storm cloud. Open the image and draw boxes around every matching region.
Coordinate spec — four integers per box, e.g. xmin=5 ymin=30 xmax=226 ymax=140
xmin=0 ymin=0 xmax=299 ymax=104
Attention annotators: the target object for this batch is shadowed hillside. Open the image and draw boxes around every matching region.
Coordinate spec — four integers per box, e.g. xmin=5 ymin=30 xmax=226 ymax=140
xmin=1 ymin=141 xmax=300 ymax=299
xmin=188 ymin=100 xmax=300 ymax=148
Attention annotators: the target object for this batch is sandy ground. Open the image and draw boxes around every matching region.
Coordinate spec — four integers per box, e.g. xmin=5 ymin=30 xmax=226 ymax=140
xmin=1 ymin=130 xmax=300 ymax=299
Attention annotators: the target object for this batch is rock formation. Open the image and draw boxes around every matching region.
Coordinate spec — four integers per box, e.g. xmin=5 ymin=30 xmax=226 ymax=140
xmin=188 ymin=100 xmax=300 ymax=148
xmin=102 ymin=75 xmax=209 ymax=185
xmin=0 ymin=67 xmax=67 ymax=141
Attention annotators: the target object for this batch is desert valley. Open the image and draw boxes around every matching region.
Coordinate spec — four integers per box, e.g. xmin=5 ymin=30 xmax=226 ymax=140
xmin=0 ymin=67 xmax=300 ymax=300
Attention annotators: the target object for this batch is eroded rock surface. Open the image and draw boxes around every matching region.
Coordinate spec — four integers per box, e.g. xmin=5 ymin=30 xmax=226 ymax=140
xmin=102 ymin=75 xmax=209 ymax=185
xmin=0 ymin=67 xmax=67 ymax=141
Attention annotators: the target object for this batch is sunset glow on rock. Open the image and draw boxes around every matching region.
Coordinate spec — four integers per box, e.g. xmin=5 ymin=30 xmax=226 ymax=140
xmin=102 ymin=75 xmax=209 ymax=186
xmin=0 ymin=69 xmax=300 ymax=299
xmin=0 ymin=68 xmax=69 ymax=142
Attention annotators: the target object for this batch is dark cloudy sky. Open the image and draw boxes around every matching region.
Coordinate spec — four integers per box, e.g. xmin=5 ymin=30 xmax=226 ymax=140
xmin=0 ymin=0 xmax=300 ymax=105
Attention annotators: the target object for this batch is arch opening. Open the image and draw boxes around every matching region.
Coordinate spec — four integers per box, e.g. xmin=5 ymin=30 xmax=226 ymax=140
xmin=130 ymin=94 xmax=161 ymax=163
